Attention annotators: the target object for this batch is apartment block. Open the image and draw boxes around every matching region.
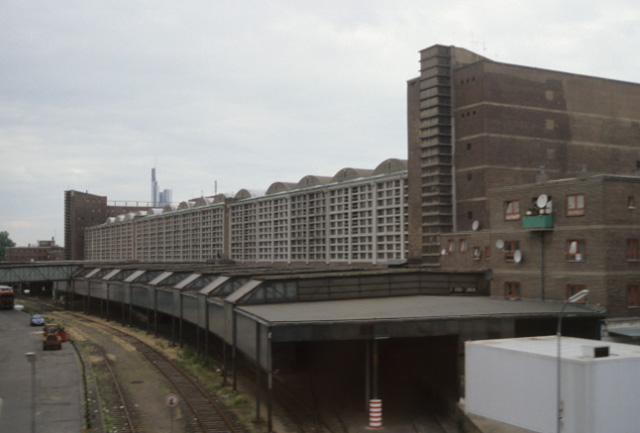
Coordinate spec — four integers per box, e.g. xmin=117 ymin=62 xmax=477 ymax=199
xmin=85 ymin=159 xmax=408 ymax=265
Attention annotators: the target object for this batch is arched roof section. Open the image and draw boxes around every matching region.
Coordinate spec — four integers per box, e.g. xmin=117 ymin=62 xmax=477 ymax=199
xmin=147 ymin=208 xmax=163 ymax=216
xmin=331 ymin=167 xmax=374 ymax=183
xmin=163 ymin=204 xmax=177 ymax=213
xmin=212 ymin=193 xmax=229 ymax=203
xmin=235 ymin=189 xmax=266 ymax=200
xmin=296 ymin=175 xmax=332 ymax=189
xmin=372 ymin=158 xmax=408 ymax=176
xmin=266 ymin=182 xmax=297 ymax=195
xmin=178 ymin=201 xmax=194 ymax=210
xmin=106 ymin=217 xmax=116 ymax=224
xmin=192 ymin=197 xmax=211 ymax=207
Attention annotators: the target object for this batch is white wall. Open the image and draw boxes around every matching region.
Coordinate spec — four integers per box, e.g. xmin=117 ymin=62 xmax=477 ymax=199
xmin=466 ymin=342 xmax=557 ymax=432
xmin=465 ymin=337 xmax=640 ymax=433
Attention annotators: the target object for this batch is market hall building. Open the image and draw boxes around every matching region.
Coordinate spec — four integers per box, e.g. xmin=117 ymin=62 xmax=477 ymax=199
xmin=49 ymin=262 xmax=603 ymax=430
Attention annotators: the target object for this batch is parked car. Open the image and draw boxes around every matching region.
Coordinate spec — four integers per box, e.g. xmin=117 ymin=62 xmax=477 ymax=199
xmin=30 ymin=314 xmax=45 ymax=326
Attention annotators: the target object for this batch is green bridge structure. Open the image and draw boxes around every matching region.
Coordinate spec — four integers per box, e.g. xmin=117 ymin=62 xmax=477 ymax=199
xmin=0 ymin=262 xmax=82 ymax=286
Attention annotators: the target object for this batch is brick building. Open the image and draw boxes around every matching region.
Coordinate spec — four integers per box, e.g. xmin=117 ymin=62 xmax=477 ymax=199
xmin=440 ymin=174 xmax=640 ymax=317
xmin=407 ymin=44 xmax=640 ymax=265
xmin=5 ymin=238 xmax=64 ymax=262
xmin=64 ymin=190 xmax=153 ymax=260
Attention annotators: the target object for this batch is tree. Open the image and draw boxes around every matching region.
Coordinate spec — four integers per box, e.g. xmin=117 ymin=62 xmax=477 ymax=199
xmin=0 ymin=231 xmax=16 ymax=260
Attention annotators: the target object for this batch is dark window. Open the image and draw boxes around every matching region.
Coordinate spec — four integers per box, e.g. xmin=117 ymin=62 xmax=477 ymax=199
xmin=504 ymin=241 xmax=519 ymax=262
xmin=567 ymin=240 xmax=586 ymax=262
xmin=504 ymin=200 xmax=520 ymax=221
xmin=628 ymin=285 xmax=640 ymax=308
xmin=566 ymin=194 xmax=585 ymax=217
xmin=505 ymin=282 xmax=520 ymax=299
xmin=567 ymin=285 xmax=587 ymax=302
xmin=627 ymin=239 xmax=639 ymax=261
xmin=473 ymin=247 xmax=481 ymax=260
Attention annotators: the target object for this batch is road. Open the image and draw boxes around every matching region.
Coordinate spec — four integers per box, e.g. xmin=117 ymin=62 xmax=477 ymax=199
xmin=0 ymin=307 xmax=83 ymax=433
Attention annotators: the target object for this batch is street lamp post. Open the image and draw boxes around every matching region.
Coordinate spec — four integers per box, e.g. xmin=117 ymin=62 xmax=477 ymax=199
xmin=556 ymin=289 xmax=589 ymax=433
xmin=25 ymin=352 xmax=36 ymax=433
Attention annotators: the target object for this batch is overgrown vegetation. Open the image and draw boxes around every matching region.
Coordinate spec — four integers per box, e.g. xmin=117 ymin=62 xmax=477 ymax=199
xmin=175 ymin=345 xmax=263 ymax=432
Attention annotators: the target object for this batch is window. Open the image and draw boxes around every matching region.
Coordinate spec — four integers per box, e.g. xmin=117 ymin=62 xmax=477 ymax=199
xmin=459 ymin=239 xmax=468 ymax=252
xmin=484 ymin=246 xmax=491 ymax=260
xmin=567 ymin=285 xmax=586 ymax=302
xmin=473 ymin=247 xmax=481 ymax=260
xmin=504 ymin=200 xmax=520 ymax=221
xmin=567 ymin=240 xmax=586 ymax=261
xmin=629 ymin=196 xmax=636 ymax=210
xmin=504 ymin=241 xmax=520 ymax=262
xmin=627 ymin=239 xmax=639 ymax=261
xmin=566 ymin=194 xmax=585 ymax=216
xmin=447 ymin=239 xmax=456 ymax=253
xmin=628 ymin=285 xmax=640 ymax=308
xmin=505 ymin=282 xmax=520 ymax=299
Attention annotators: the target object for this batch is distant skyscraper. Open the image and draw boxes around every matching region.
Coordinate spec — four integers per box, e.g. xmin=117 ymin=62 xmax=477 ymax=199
xmin=159 ymin=189 xmax=172 ymax=207
xmin=151 ymin=168 xmax=159 ymax=206
xmin=151 ymin=167 xmax=172 ymax=207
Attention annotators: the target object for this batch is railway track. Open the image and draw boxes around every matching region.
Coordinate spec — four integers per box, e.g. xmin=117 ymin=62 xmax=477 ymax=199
xmin=71 ymin=314 xmax=245 ymax=433
xmin=90 ymin=340 xmax=138 ymax=432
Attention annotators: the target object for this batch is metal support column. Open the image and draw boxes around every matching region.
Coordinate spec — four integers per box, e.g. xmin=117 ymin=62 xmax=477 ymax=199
xmin=540 ymin=232 xmax=546 ymax=301
xmin=267 ymin=329 xmax=273 ymax=433
xmin=205 ymin=302 xmax=210 ymax=358
xmin=179 ymin=295 xmax=184 ymax=348
xmin=255 ymin=322 xmax=261 ymax=421
xmin=121 ymin=286 xmax=125 ymax=326
xmin=232 ymin=311 xmax=237 ymax=391
xmin=197 ymin=322 xmax=201 ymax=356
xmin=372 ymin=338 xmax=379 ymax=399
xmin=70 ymin=279 xmax=75 ymax=311
xmin=106 ymin=283 xmax=110 ymax=322
xmin=172 ymin=316 xmax=176 ymax=346
xmin=128 ymin=286 xmax=133 ymax=328
xmin=365 ymin=339 xmax=371 ymax=410
xmin=223 ymin=336 xmax=228 ymax=385
xmin=86 ymin=283 xmax=90 ymax=314
xmin=153 ymin=288 xmax=158 ymax=338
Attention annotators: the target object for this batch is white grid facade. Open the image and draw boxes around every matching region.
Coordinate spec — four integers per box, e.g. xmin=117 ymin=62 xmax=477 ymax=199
xmin=85 ymin=164 xmax=408 ymax=265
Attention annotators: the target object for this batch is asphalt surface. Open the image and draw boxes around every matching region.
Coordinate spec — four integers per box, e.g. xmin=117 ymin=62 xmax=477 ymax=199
xmin=0 ymin=306 xmax=83 ymax=433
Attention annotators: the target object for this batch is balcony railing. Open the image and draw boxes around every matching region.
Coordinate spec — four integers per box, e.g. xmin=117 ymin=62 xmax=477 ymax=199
xmin=523 ymin=214 xmax=554 ymax=230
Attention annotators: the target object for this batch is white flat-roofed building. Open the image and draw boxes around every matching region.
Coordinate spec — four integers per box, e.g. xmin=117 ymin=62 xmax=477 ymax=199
xmin=465 ymin=336 xmax=640 ymax=433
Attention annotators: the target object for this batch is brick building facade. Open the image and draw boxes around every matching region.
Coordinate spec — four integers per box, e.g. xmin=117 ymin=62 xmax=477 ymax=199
xmin=5 ymin=238 xmax=64 ymax=262
xmin=440 ymin=174 xmax=640 ymax=317
xmin=407 ymin=45 xmax=640 ymax=265
xmin=64 ymin=190 xmax=153 ymax=260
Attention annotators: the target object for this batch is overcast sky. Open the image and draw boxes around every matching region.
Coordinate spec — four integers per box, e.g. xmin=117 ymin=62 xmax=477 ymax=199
xmin=1 ymin=0 xmax=639 ymax=247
